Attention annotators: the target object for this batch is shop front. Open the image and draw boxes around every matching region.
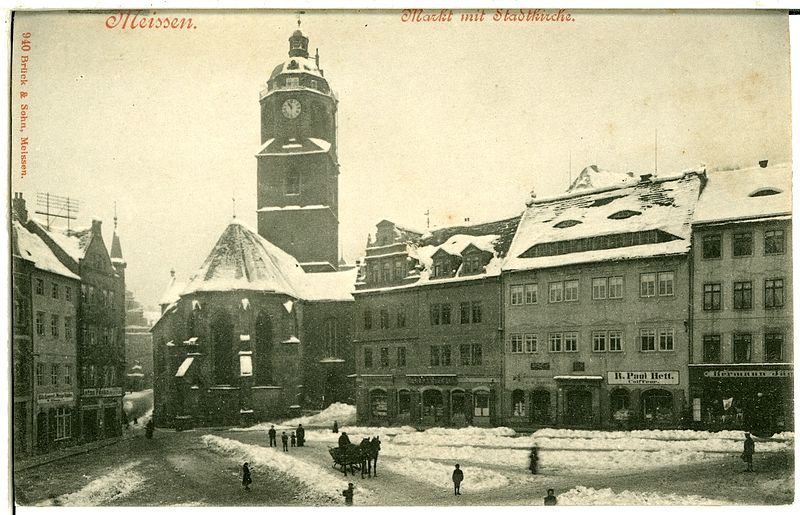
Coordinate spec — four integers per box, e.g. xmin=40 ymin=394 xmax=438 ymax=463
xmin=34 ymin=391 xmax=77 ymax=454
xmin=688 ymin=364 xmax=793 ymax=435
xmin=81 ymin=387 xmax=123 ymax=442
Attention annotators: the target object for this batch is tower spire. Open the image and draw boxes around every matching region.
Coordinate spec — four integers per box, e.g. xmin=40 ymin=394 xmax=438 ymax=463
xmin=114 ymin=201 xmax=118 ymax=230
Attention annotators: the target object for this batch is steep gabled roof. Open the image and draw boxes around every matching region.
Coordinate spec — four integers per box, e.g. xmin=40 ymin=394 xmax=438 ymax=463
xmin=13 ymin=221 xmax=80 ymax=280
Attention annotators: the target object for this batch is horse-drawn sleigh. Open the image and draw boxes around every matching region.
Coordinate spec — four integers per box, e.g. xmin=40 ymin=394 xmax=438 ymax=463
xmin=329 ymin=437 xmax=381 ymax=478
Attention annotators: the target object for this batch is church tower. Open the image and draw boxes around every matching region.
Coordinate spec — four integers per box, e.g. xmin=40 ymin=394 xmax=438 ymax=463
xmin=256 ymin=27 xmax=339 ymax=273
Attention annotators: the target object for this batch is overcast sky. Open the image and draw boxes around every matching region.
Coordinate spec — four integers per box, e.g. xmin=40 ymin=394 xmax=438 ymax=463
xmin=10 ymin=9 xmax=791 ymax=309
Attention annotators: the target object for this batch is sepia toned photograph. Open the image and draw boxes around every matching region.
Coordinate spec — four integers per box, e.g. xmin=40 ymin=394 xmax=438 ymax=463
xmin=7 ymin=6 xmax=795 ymax=508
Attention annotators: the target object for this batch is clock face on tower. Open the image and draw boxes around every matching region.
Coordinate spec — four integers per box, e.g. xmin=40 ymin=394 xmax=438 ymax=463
xmin=282 ymin=98 xmax=301 ymax=119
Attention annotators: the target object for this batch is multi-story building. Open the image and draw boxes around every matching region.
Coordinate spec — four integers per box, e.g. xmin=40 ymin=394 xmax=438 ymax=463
xmin=501 ymin=171 xmax=705 ymax=429
xmin=12 ymin=200 xmax=81 ymax=453
xmin=353 ymin=217 xmax=520 ymax=427
xmin=124 ymin=288 xmax=154 ymax=392
xmin=688 ymin=161 xmax=793 ymax=434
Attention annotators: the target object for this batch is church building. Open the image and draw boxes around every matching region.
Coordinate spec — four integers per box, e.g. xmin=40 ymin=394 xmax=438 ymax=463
xmin=151 ymin=29 xmax=356 ymax=429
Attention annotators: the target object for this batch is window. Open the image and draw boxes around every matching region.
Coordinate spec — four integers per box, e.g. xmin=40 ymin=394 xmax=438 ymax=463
xmin=382 ymin=262 xmax=392 ymax=282
xmin=324 ymin=318 xmax=338 ymax=358
xmin=35 ymin=278 xmax=44 ymax=295
xmin=430 ymin=304 xmax=440 ymax=325
xmin=379 ymin=308 xmax=390 ymax=329
xmin=733 ymin=282 xmax=752 ymax=310
xmin=510 ymin=334 xmax=524 ymax=353
xmin=609 ymin=276 xmax=624 ymax=299
xmin=430 ymin=345 xmax=451 ymax=366
xmin=512 ymin=389 xmax=526 ymax=417
xmin=764 ymin=230 xmax=785 ymax=255
xmin=564 ymin=332 xmax=578 ymax=352
xmin=703 ymin=234 xmax=722 ymax=259
xmin=525 ymin=284 xmax=538 ymax=304
xmin=460 ymin=302 xmax=471 ymax=324
xmin=432 ymin=261 xmax=444 ymax=278
xmin=396 ymin=306 xmax=406 ymax=328
xmin=640 ymin=329 xmax=656 ymax=352
xmin=703 ymin=334 xmax=721 ymax=363
xmin=764 ymin=333 xmax=783 ymax=363
xmin=549 ymin=282 xmax=563 ymax=303
xmin=430 ymin=346 xmax=440 ymax=366
xmin=441 ymin=304 xmax=451 ymax=325
xmin=52 ymin=283 xmax=59 ymax=299
xmin=471 ymin=302 xmax=482 ymax=323
xmin=659 ymin=329 xmax=674 ymax=351
xmin=55 ymin=408 xmax=72 ymax=440
xmin=363 ymin=309 xmax=372 ymax=330
xmin=51 ymin=315 xmax=59 ymax=338
xmin=658 ymin=272 xmax=674 ymax=296
xmin=310 ymin=79 xmax=318 ymax=89
xmin=364 ymin=348 xmax=373 ymax=368
xmin=703 ymin=283 xmax=722 ymax=311
xmin=286 ymin=77 xmax=300 ymax=88
xmin=640 ymin=273 xmax=656 ymax=297
xmin=474 ymin=391 xmax=490 ymax=417
xmin=51 ymin=364 xmax=59 ymax=385
xmin=510 ymin=285 xmax=524 ymax=306
xmin=36 ymin=311 xmax=44 ymax=336
xmin=765 ymin=279 xmax=784 ymax=308
xmin=524 ymin=334 xmax=538 ymax=353
xmin=733 ymin=232 xmax=753 ymax=257
xmin=380 ymin=347 xmax=390 ymax=368
xmin=396 ymin=347 xmax=407 ymax=367
xmin=592 ymin=331 xmax=607 ymax=352
xmin=459 ymin=344 xmax=481 ymax=366
xmin=36 ymin=363 xmax=45 ymax=386
xmin=285 ymin=170 xmax=301 ymax=195
xmin=464 ymin=254 xmax=483 ymax=274
xmin=394 ymin=260 xmax=404 ymax=281
xmin=592 ymin=278 xmax=607 ymax=300
xmin=471 ymin=344 xmax=482 ymax=366
xmin=63 ymin=364 xmax=72 ymax=385
xmin=608 ymin=330 xmax=623 ymax=352
xmin=65 ymin=287 xmax=71 ymax=301
xmin=564 ymin=280 xmax=579 ymax=302
xmin=733 ymin=334 xmax=752 ymax=363
xmin=64 ymin=317 xmax=72 ymax=340
xmin=549 ymin=333 xmax=563 ymax=353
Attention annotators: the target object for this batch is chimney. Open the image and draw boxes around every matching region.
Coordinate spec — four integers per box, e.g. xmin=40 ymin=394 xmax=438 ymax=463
xmin=639 ymin=174 xmax=653 ymax=183
xmin=12 ymin=192 xmax=28 ymax=223
xmin=91 ymin=218 xmax=102 ymax=235
xmin=315 ymin=48 xmax=320 ymax=68
xmin=759 ymin=159 xmax=769 ymax=169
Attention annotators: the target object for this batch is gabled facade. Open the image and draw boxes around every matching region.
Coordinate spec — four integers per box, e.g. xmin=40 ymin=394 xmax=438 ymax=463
xmin=353 ymin=217 xmax=519 ymax=427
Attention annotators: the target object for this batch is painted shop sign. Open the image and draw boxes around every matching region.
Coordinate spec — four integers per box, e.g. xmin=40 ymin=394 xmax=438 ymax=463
xmin=608 ymin=371 xmax=680 ymax=385
xmin=406 ymin=375 xmax=458 ymax=385
xmin=82 ymin=387 xmax=123 ymax=397
xmin=703 ymin=370 xmax=792 ymax=379
xmin=37 ymin=392 xmax=74 ymax=404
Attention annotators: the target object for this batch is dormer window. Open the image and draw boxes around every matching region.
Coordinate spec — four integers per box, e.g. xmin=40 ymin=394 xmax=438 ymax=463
xmin=310 ymin=80 xmax=318 ymax=89
xmin=554 ymin=220 xmax=582 ymax=229
xmin=433 ymin=261 xmax=445 ymax=278
xmin=749 ymin=188 xmax=782 ymax=197
xmin=287 ymin=60 xmax=299 ymax=70
xmin=608 ymin=210 xmax=641 ymax=220
xmin=286 ymin=77 xmax=300 ymax=88
xmin=463 ymin=253 xmax=484 ymax=275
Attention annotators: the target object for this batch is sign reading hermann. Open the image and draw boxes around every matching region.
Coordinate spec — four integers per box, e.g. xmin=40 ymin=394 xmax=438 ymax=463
xmin=608 ymin=371 xmax=680 ymax=385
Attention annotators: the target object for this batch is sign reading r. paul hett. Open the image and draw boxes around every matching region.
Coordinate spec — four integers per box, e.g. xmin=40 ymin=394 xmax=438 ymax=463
xmin=608 ymin=371 xmax=680 ymax=385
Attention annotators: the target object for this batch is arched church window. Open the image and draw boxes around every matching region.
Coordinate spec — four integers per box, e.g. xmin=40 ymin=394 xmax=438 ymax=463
xmin=324 ymin=318 xmax=338 ymax=358
xmin=211 ymin=310 xmax=234 ymax=384
xmin=255 ymin=311 xmax=273 ymax=385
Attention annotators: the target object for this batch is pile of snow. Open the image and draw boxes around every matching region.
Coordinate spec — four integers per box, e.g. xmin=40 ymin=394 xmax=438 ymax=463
xmin=202 ymin=434 xmax=371 ymax=504
xmin=558 ymin=485 xmax=725 ymax=505
xmin=531 ymin=435 xmax=792 ymax=453
xmin=534 ymin=428 xmax=794 ymax=442
xmin=304 ymin=426 xmax=417 ymax=444
xmin=381 ymin=443 xmax=527 ymax=468
xmin=393 ymin=426 xmax=522 ymax=448
xmin=231 ymin=403 xmax=356 ymax=432
xmin=389 ymin=458 xmax=509 ymax=492
xmin=541 ymin=449 xmax=718 ymax=473
xmin=59 ymin=461 xmax=145 ymax=506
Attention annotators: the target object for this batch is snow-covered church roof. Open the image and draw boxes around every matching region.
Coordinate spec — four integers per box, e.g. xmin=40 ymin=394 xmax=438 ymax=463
xmin=505 ymin=171 xmax=705 ymax=272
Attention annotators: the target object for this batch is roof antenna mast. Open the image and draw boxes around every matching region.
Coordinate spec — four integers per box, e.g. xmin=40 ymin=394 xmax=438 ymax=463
xmin=232 ymin=193 xmax=236 ymax=219
xmin=655 ymin=128 xmax=658 ymax=175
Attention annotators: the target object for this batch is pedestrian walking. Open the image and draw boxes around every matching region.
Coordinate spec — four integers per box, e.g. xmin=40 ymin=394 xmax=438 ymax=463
xmin=544 ymin=488 xmax=557 ymax=505
xmin=341 ymin=482 xmax=354 ymax=505
xmin=529 ymin=446 xmax=539 ymax=475
xmin=268 ymin=425 xmax=277 ymax=447
xmin=338 ymin=431 xmax=351 ymax=449
xmin=282 ymin=431 xmax=289 ymax=452
xmin=333 ymin=420 xmax=339 ymax=433
xmin=291 ymin=432 xmax=296 ymax=447
xmin=242 ymin=462 xmax=252 ymax=491
xmin=742 ymin=432 xmax=755 ymax=472
xmin=145 ymin=419 xmax=154 ymax=439
xmin=297 ymin=424 xmax=305 ymax=447
xmin=452 ymin=464 xmax=464 ymax=495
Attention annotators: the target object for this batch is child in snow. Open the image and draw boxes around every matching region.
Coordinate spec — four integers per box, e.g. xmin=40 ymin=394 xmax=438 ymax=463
xmin=452 ymin=464 xmax=463 ymax=495
xmin=291 ymin=432 xmax=296 ymax=447
xmin=281 ymin=431 xmax=289 ymax=452
xmin=544 ymin=488 xmax=557 ymax=505
xmin=341 ymin=483 xmax=354 ymax=505
xmin=742 ymin=432 xmax=755 ymax=472
xmin=242 ymin=463 xmax=252 ymax=491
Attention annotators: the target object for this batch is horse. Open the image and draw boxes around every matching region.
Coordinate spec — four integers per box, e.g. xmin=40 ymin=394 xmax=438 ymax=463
xmin=359 ymin=436 xmax=381 ymax=478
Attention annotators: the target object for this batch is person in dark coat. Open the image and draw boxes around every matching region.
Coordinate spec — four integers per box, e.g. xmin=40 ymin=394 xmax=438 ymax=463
xmin=341 ymin=482 xmax=354 ymax=505
xmin=297 ymin=424 xmax=305 ymax=447
xmin=742 ymin=432 xmax=755 ymax=472
xmin=268 ymin=425 xmax=277 ymax=447
xmin=544 ymin=488 xmax=557 ymax=505
xmin=338 ymin=431 xmax=351 ymax=449
xmin=281 ymin=431 xmax=289 ymax=452
xmin=290 ymin=432 xmax=296 ymax=447
xmin=145 ymin=419 xmax=154 ymax=439
xmin=529 ymin=447 xmax=539 ymax=475
xmin=452 ymin=464 xmax=464 ymax=495
xmin=333 ymin=420 xmax=339 ymax=433
xmin=242 ymin=462 xmax=252 ymax=491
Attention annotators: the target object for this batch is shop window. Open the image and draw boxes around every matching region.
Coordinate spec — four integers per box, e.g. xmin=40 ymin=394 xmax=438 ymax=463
xmin=733 ymin=333 xmax=752 ymax=363
xmin=733 ymin=282 xmax=752 ymax=310
xmin=764 ymin=230 xmax=785 ymax=255
xmin=610 ymin=389 xmax=630 ymax=411
xmin=370 ymin=390 xmax=388 ymax=418
xmin=733 ymin=232 xmax=753 ymax=257
xmin=764 ymin=333 xmax=783 ymax=363
xmin=702 ymin=334 xmax=721 ymax=363
xmin=703 ymin=283 xmax=721 ymax=310
xmin=512 ymin=390 xmax=526 ymax=417
xmin=702 ymin=234 xmax=722 ymax=259
xmin=531 ymin=390 xmax=550 ymax=424
xmin=641 ymin=389 xmax=673 ymax=424
xmin=764 ymin=279 xmax=785 ymax=308
xmin=473 ymin=391 xmax=490 ymax=417
xmin=398 ymin=390 xmax=411 ymax=416
xmin=423 ymin=389 xmax=443 ymax=418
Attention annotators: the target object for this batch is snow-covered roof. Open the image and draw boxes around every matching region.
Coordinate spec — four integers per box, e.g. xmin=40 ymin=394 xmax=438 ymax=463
xmin=257 ymin=204 xmax=330 ymax=213
xmin=181 ymin=219 xmax=308 ymax=298
xmin=256 ymin=137 xmax=332 ymax=156
xmin=158 ymin=273 xmax=186 ymax=307
xmin=28 ymin=219 xmax=91 ymax=266
xmin=13 ymin=221 xmax=80 ymax=280
xmin=268 ymin=55 xmax=325 ymax=81
xmin=567 ymin=165 xmax=635 ymax=193
xmin=302 ymin=267 xmax=357 ymax=302
xmin=504 ymin=172 xmax=704 ymax=272
xmin=693 ymin=162 xmax=792 ymax=225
